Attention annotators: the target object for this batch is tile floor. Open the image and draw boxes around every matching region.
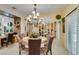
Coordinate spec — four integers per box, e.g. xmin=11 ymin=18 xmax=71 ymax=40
xmin=0 ymin=38 xmax=70 ymax=55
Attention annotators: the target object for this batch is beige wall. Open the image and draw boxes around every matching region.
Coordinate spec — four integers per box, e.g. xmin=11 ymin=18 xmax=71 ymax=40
xmin=40 ymin=10 xmax=64 ymax=21
xmin=63 ymin=4 xmax=78 ymax=17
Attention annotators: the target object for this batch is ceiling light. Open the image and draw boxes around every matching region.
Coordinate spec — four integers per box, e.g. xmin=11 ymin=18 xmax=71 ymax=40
xmin=27 ymin=17 xmax=30 ymax=20
xmin=37 ymin=12 xmax=40 ymax=16
xmin=27 ymin=4 xmax=42 ymax=24
xmin=34 ymin=16 xmax=37 ymax=19
xmin=29 ymin=15 xmax=32 ymax=18
xmin=32 ymin=11 xmax=35 ymax=14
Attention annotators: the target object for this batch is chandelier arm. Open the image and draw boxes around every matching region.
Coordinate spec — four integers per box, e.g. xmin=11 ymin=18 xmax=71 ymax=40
xmin=27 ymin=4 xmax=41 ymax=24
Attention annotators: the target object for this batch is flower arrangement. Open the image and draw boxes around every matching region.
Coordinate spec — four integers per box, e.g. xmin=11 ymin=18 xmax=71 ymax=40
xmin=30 ymin=32 xmax=38 ymax=38
xmin=30 ymin=27 xmax=39 ymax=38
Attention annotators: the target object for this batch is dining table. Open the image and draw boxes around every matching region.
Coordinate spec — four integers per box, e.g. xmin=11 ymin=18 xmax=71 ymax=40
xmin=22 ymin=36 xmax=48 ymax=48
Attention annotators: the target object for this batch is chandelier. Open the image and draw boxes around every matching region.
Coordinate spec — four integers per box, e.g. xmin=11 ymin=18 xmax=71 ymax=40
xmin=27 ymin=4 xmax=41 ymax=24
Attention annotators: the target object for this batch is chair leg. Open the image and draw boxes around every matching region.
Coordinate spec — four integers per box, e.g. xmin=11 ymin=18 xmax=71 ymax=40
xmin=1 ymin=40 xmax=3 ymax=47
xmin=50 ymin=50 xmax=52 ymax=55
xmin=46 ymin=49 xmax=52 ymax=55
xmin=19 ymin=50 xmax=21 ymax=55
xmin=46 ymin=50 xmax=49 ymax=55
xmin=41 ymin=48 xmax=46 ymax=55
xmin=50 ymin=49 xmax=52 ymax=55
xmin=19 ymin=47 xmax=21 ymax=55
xmin=19 ymin=44 xmax=21 ymax=55
xmin=6 ymin=42 xmax=8 ymax=47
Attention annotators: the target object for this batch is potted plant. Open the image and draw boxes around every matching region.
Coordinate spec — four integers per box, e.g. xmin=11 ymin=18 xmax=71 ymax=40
xmin=56 ymin=14 xmax=61 ymax=20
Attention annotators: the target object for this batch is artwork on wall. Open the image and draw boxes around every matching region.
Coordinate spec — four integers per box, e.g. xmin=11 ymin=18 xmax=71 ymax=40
xmin=14 ymin=17 xmax=21 ymax=33
xmin=62 ymin=17 xmax=65 ymax=33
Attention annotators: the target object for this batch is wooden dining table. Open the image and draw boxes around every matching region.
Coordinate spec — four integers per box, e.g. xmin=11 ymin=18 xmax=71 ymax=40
xmin=22 ymin=36 xmax=48 ymax=48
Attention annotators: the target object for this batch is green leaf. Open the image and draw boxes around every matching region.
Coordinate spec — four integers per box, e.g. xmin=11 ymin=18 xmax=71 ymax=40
xmin=56 ymin=14 xmax=61 ymax=20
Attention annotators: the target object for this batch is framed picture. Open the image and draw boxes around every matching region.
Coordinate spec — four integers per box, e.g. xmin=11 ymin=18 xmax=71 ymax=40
xmin=62 ymin=18 xmax=65 ymax=33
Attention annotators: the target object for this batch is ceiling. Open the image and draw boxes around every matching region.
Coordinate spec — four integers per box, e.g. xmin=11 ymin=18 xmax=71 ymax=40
xmin=1 ymin=4 xmax=68 ymax=16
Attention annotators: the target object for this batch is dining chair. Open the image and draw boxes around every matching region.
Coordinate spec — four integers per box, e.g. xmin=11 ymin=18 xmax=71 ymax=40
xmin=8 ymin=33 xmax=14 ymax=44
xmin=46 ymin=36 xmax=55 ymax=55
xmin=28 ymin=39 xmax=41 ymax=55
xmin=19 ymin=33 xmax=26 ymax=49
xmin=19 ymin=33 xmax=26 ymax=39
xmin=1 ymin=37 xmax=8 ymax=47
xmin=14 ymin=35 xmax=22 ymax=55
xmin=40 ymin=41 xmax=48 ymax=55
xmin=1 ymin=33 xmax=8 ymax=47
